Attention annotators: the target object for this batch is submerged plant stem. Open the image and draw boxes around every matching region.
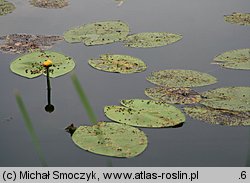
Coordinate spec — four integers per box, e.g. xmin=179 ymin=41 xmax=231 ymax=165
xmin=71 ymin=74 xmax=97 ymax=124
xmin=15 ymin=93 xmax=47 ymax=167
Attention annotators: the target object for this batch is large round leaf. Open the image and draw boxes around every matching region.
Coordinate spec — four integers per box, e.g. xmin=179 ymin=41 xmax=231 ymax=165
xmin=184 ymin=105 xmax=250 ymax=126
xmin=213 ymin=48 xmax=250 ymax=70
xmin=29 ymin=0 xmax=68 ymax=9
xmin=201 ymin=87 xmax=250 ymax=112
xmin=0 ymin=34 xmax=63 ymax=54
xmin=10 ymin=51 xmax=75 ymax=78
xmin=147 ymin=70 xmax=217 ymax=87
xmin=88 ymin=54 xmax=147 ymax=74
xmin=0 ymin=0 xmax=15 ymax=16
xmin=145 ymin=86 xmax=202 ymax=104
xmin=64 ymin=20 xmax=129 ymax=46
xmin=124 ymin=32 xmax=182 ymax=48
xmin=224 ymin=12 xmax=250 ymax=26
xmin=104 ymin=99 xmax=185 ymax=128
xmin=72 ymin=122 xmax=148 ymax=158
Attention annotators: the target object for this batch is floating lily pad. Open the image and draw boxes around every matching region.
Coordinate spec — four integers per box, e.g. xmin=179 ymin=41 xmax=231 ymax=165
xmin=104 ymin=99 xmax=185 ymax=128
xmin=10 ymin=50 xmax=75 ymax=78
xmin=224 ymin=12 xmax=250 ymax=26
xmin=88 ymin=54 xmax=147 ymax=74
xmin=0 ymin=0 xmax=15 ymax=16
xmin=184 ymin=105 xmax=250 ymax=126
xmin=147 ymin=70 xmax=217 ymax=87
xmin=29 ymin=0 xmax=68 ymax=9
xmin=145 ymin=87 xmax=202 ymax=104
xmin=0 ymin=34 xmax=63 ymax=54
xmin=124 ymin=32 xmax=182 ymax=48
xmin=213 ymin=48 xmax=250 ymax=70
xmin=64 ymin=20 xmax=129 ymax=46
xmin=72 ymin=122 xmax=148 ymax=158
xmin=201 ymin=87 xmax=250 ymax=112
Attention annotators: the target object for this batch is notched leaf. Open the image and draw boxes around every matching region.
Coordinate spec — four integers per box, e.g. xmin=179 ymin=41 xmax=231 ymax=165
xmin=213 ymin=48 xmax=250 ymax=70
xmin=124 ymin=32 xmax=182 ymax=48
xmin=147 ymin=70 xmax=217 ymax=87
xmin=200 ymin=86 xmax=250 ymax=112
xmin=72 ymin=122 xmax=148 ymax=158
xmin=104 ymin=99 xmax=185 ymax=128
xmin=64 ymin=20 xmax=129 ymax=46
xmin=10 ymin=50 xmax=75 ymax=78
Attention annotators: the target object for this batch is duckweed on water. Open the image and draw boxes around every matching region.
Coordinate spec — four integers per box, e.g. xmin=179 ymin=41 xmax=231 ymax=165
xmin=0 ymin=0 xmax=15 ymax=16
xmin=88 ymin=54 xmax=147 ymax=74
xmin=10 ymin=50 xmax=75 ymax=78
xmin=201 ymin=87 xmax=250 ymax=112
xmin=104 ymin=99 xmax=185 ymax=128
xmin=146 ymin=69 xmax=217 ymax=87
xmin=184 ymin=105 xmax=250 ymax=126
xmin=0 ymin=34 xmax=63 ymax=54
xmin=72 ymin=122 xmax=148 ymax=158
xmin=63 ymin=20 xmax=129 ymax=46
xmin=124 ymin=32 xmax=182 ymax=48
xmin=224 ymin=12 xmax=250 ymax=26
xmin=213 ymin=48 xmax=250 ymax=70
xmin=145 ymin=86 xmax=202 ymax=104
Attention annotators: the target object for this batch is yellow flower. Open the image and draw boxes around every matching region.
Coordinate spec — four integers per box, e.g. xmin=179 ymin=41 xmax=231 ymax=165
xmin=42 ymin=59 xmax=53 ymax=67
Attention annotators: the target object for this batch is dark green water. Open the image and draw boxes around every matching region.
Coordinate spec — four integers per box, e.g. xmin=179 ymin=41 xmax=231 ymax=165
xmin=0 ymin=0 xmax=250 ymax=166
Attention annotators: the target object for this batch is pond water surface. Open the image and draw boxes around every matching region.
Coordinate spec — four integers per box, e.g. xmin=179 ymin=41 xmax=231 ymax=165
xmin=0 ymin=0 xmax=250 ymax=166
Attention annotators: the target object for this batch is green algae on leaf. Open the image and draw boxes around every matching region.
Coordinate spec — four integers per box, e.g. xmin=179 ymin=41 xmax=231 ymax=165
xmin=224 ymin=12 xmax=250 ymax=26
xmin=147 ymin=70 xmax=217 ymax=87
xmin=0 ymin=34 xmax=63 ymax=54
xmin=0 ymin=0 xmax=15 ymax=16
xmin=124 ymin=32 xmax=182 ymax=48
xmin=213 ymin=48 xmax=250 ymax=70
xmin=104 ymin=99 xmax=185 ymax=128
xmin=29 ymin=0 xmax=68 ymax=9
xmin=201 ymin=87 xmax=250 ymax=112
xmin=63 ymin=20 xmax=129 ymax=46
xmin=10 ymin=50 xmax=75 ymax=78
xmin=184 ymin=105 xmax=250 ymax=126
xmin=72 ymin=122 xmax=148 ymax=158
xmin=88 ymin=54 xmax=147 ymax=74
xmin=145 ymin=86 xmax=202 ymax=104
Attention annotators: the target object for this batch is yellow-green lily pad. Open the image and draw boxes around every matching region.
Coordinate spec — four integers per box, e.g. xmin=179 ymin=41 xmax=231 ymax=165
xmin=88 ymin=54 xmax=147 ymax=74
xmin=10 ymin=50 xmax=75 ymax=78
xmin=145 ymin=87 xmax=202 ymax=104
xmin=213 ymin=48 xmax=250 ymax=70
xmin=72 ymin=122 xmax=148 ymax=158
xmin=224 ymin=12 xmax=250 ymax=26
xmin=124 ymin=32 xmax=182 ymax=48
xmin=184 ymin=105 xmax=250 ymax=126
xmin=201 ymin=86 xmax=250 ymax=112
xmin=64 ymin=20 xmax=129 ymax=46
xmin=147 ymin=70 xmax=217 ymax=87
xmin=29 ymin=0 xmax=68 ymax=9
xmin=104 ymin=99 xmax=185 ymax=128
xmin=0 ymin=0 xmax=15 ymax=16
